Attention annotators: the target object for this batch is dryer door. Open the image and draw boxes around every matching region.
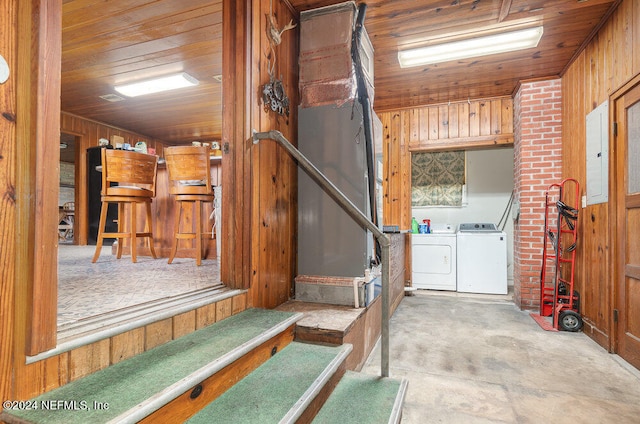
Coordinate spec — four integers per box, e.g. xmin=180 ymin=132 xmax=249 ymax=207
xmin=412 ymin=235 xmax=457 ymax=290
xmin=413 ymin=243 xmax=454 ymax=275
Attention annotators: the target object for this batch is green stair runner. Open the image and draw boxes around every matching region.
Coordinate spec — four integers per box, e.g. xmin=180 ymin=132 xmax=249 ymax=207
xmin=313 ymin=371 xmax=408 ymax=424
xmin=187 ymin=342 xmax=352 ymax=424
xmin=1 ymin=308 xmax=301 ymax=424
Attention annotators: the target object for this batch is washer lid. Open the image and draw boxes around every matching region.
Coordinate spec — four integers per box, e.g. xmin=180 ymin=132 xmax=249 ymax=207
xmin=458 ymin=223 xmax=499 ymax=232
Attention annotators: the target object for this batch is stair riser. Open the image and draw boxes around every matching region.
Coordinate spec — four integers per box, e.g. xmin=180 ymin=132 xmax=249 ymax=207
xmin=294 ymin=364 xmax=346 ymax=424
xmin=293 ymin=297 xmax=383 ymax=372
xmin=139 ymin=325 xmax=296 ymax=423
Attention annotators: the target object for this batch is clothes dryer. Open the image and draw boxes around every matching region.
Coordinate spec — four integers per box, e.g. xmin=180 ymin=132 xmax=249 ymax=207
xmin=411 ymin=224 xmax=457 ymax=291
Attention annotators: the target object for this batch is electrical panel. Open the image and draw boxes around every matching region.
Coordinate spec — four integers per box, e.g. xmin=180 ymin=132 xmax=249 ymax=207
xmin=586 ymin=100 xmax=609 ymax=205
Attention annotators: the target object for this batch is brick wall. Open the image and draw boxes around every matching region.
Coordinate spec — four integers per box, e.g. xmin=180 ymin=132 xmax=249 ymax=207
xmin=513 ymin=79 xmax=563 ymax=309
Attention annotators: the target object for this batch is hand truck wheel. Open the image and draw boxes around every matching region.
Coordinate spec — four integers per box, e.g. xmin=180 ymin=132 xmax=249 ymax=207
xmin=558 ymin=310 xmax=583 ymax=332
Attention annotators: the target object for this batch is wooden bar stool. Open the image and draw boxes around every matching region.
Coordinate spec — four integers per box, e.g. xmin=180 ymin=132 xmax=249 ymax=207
xmin=164 ymin=146 xmax=215 ymax=266
xmin=92 ymin=148 xmax=158 ymax=263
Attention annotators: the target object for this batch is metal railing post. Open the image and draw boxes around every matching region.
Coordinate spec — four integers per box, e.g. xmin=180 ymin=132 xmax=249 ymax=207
xmin=380 ymin=239 xmax=390 ymax=376
xmin=252 ymin=129 xmax=390 ymax=377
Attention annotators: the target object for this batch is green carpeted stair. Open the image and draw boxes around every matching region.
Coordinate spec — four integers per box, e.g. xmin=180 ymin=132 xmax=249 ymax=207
xmin=187 ymin=342 xmax=352 ymax=424
xmin=0 ymin=308 xmax=301 ymax=424
xmin=2 ymin=307 xmax=408 ymax=423
xmin=313 ymin=371 xmax=408 ymax=424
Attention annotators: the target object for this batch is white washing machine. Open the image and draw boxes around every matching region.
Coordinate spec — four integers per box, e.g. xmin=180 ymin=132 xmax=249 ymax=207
xmin=456 ymin=223 xmax=507 ymax=294
xmin=411 ymin=224 xmax=457 ymax=291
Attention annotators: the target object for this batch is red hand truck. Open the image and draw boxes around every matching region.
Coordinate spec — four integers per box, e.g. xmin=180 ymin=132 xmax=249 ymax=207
xmin=530 ymin=178 xmax=583 ymax=332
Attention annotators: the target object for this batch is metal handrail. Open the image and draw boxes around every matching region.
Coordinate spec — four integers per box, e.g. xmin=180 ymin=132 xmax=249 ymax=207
xmin=252 ymin=129 xmax=391 ymax=377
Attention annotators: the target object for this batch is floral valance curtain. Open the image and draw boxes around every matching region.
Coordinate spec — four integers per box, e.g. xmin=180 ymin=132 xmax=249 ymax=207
xmin=411 ymin=151 xmax=465 ymax=206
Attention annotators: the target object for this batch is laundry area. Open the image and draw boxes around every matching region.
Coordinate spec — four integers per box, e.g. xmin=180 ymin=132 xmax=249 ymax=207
xmin=410 ymin=148 xmax=515 ymax=295
xmin=362 ymin=291 xmax=640 ymax=423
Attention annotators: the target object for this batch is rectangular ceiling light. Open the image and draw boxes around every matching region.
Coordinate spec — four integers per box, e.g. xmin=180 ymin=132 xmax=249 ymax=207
xmin=114 ymin=72 xmax=199 ymax=97
xmin=398 ymin=26 xmax=543 ymax=68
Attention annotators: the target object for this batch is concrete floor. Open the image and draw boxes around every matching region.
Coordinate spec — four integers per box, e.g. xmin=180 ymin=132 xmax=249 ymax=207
xmin=361 ymin=291 xmax=640 ymax=424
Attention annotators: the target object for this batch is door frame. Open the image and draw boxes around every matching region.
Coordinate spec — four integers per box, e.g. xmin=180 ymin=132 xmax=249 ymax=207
xmin=609 ymin=73 xmax=640 ymax=360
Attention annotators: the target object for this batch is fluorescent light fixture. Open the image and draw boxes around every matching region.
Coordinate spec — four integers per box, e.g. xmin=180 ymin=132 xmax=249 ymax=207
xmin=398 ymin=26 xmax=543 ymax=68
xmin=114 ymin=72 xmax=199 ymax=97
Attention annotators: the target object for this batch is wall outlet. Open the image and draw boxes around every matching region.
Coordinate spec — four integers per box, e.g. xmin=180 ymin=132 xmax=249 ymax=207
xmin=582 ymin=195 xmax=587 ymax=208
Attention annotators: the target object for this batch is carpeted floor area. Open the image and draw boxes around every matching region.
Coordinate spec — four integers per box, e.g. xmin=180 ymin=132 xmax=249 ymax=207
xmin=58 ymin=245 xmax=220 ymax=326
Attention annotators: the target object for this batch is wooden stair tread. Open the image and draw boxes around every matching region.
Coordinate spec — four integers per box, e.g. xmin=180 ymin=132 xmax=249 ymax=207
xmin=187 ymin=342 xmax=352 ymax=424
xmin=0 ymin=309 xmax=301 ymax=424
xmin=312 ymin=371 xmax=408 ymax=424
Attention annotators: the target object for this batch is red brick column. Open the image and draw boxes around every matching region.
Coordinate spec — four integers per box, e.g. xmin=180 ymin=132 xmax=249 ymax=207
xmin=513 ymin=79 xmax=563 ymax=310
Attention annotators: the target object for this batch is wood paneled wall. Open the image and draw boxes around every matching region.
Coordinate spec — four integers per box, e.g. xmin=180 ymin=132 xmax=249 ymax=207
xmin=249 ymin=0 xmax=298 ymax=308
xmin=0 ymin=0 xmax=19 ymax=406
xmin=378 ymin=111 xmax=412 ymax=231
xmin=377 ymin=97 xmax=514 ymax=230
xmin=388 ymin=233 xmax=407 ymax=315
xmin=222 ymin=0 xmax=299 ymax=308
xmin=402 ymin=98 xmax=514 ymax=152
xmin=221 ymin=0 xmax=250 ymax=291
xmin=14 ymin=0 xmax=62 ymax=362
xmin=561 ymin=0 xmax=640 ymax=349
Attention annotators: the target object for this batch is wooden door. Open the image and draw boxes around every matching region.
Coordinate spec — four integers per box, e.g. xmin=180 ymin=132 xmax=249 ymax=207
xmin=614 ymin=81 xmax=640 ymax=369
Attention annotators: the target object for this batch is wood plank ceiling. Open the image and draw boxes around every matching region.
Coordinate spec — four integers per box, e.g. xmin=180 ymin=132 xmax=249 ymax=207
xmin=60 ymin=0 xmax=618 ymax=144
xmin=61 ymin=0 xmax=223 ymax=144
